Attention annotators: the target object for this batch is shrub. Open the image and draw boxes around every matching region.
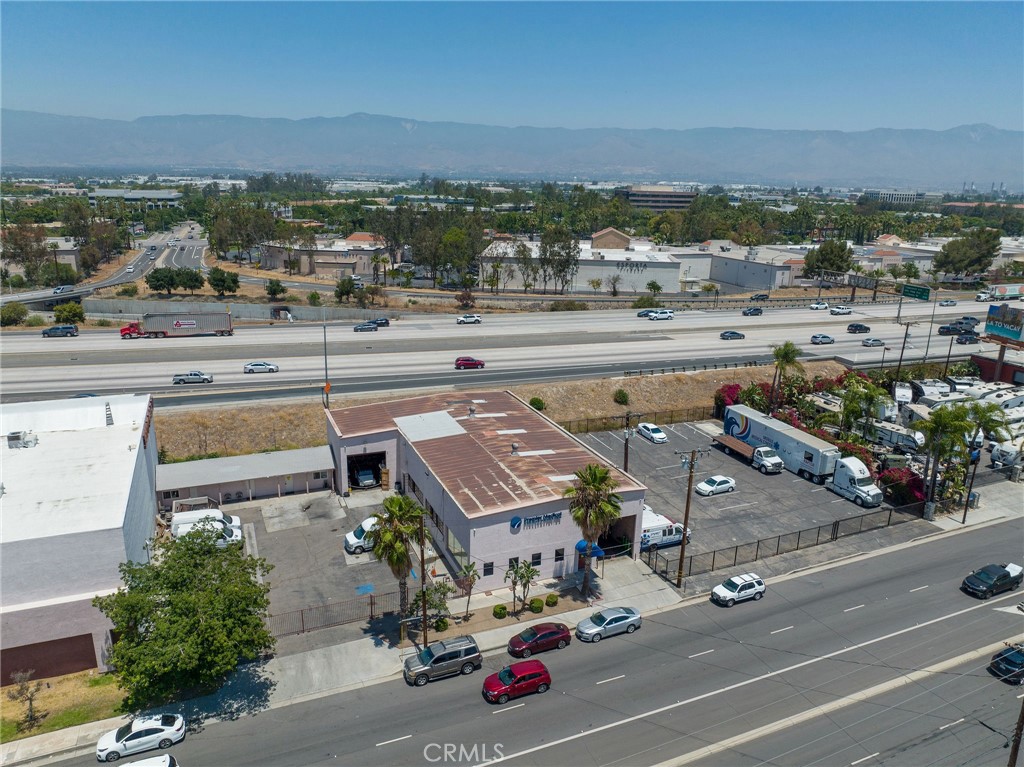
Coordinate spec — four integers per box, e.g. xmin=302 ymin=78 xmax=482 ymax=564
xmin=631 ymin=295 xmax=662 ymax=309
xmin=613 ymin=389 xmax=629 ymax=406
xmin=545 ymin=593 xmax=558 ymax=607
xmin=307 ymin=291 xmax=321 ymax=307
xmin=4 ymin=274 xmax=27 ymax=289
xmin=95 ymin=318 xmax=112 ymax=327
xmin=492 ymin=604 xmax=508 ymax=619
xmin=433 ymin=616 xmax=449 ymax=633
xmin=116 ymin=283 xmax=139 ymax=297
xmin=53 ymin=303 xmax=86 ymax=324
xmin=0 ymin=302 xmax=29 ymax=326
xmin=24 ymin=315 xmax=45 ymax=327
xmin=715 ymin=383 xmax=742 ymax=409
xmin=529 ymin=397 xmax=545 ymax=411
xmin=529 ymin=598 xmax=544 ymax=613
xmin=549 ymin=300 xmax=589 ymax=311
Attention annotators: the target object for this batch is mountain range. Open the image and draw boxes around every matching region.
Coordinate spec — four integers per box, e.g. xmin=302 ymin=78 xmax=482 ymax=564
xmin=2 ymin=109 xmax=1021 ymax=190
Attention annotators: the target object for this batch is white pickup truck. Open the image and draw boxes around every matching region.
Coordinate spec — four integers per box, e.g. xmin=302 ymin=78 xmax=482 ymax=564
xmin=712 ymin=433 xmax=785 ymax=474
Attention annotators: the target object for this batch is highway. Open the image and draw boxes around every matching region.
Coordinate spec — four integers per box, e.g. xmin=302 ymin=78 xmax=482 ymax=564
xmin=48 ymin=519 xmax=1024 ymax=767
xmin=0 ymin=298 xmax=990 ymax=404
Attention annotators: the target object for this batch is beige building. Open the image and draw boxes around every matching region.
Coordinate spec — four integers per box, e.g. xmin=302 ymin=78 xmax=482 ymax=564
xmin=260 ymin=232 xmax=387 ymax=277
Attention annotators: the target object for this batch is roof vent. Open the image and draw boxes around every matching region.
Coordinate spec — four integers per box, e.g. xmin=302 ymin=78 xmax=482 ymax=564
xmin=468 ymin=404 xmax=476 ymax=417
xmin=7 ymin=431 xmax=38 ymax=449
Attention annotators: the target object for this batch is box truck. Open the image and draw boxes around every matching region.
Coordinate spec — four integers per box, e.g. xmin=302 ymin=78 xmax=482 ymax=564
xmin=711 ymin=432 xmax=785 ymax=474
xmin=723 ymin=405 xmax=840 ymax=484
xmin=829 ymin=456 xmax=883 ymax=507
xmin=120 ymin=311 xmax=233 ymax=339
xmin=639 ymin=505 xmax=690 ymax=552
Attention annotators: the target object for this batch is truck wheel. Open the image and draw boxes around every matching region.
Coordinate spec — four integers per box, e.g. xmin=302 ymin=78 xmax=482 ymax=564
xmin=813 ymin=474 xmax=824 ymax=485
xmin=160 ymin=332 xmax=168 ymax=338
xmin=759 ymin=465 xmax=768 ymax=475
xmin=855 ymin=496 xmax=864 ymax=507
xmin=723 ymin=446 xmax=731 ymax=455
xmin=148 ymin=332 xmax=157 ymax=338
xmin=649 ymin=543 xmax=658 ymax=552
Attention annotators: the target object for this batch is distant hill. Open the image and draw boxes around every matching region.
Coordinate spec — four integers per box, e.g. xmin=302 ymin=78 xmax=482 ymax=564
xmin=2 ymin=109 xmax=1020 ymax=189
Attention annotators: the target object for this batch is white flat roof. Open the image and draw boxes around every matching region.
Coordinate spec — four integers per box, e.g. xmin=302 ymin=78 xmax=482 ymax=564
xmin=1 ymin=395 xmax=151 ymax=542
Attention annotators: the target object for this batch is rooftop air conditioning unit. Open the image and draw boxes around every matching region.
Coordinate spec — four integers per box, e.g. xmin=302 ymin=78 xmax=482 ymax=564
xmin=7 ymin=431 xmax=37 ymax=449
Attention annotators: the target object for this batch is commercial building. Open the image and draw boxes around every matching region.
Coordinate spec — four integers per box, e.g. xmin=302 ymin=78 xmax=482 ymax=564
xmin=88 ymin=189 xmax=182 ymax=208
xmin=0 ymin=395 xmax=158 ymax=682
xmin=613 ymin=185 xmax=698 ymax=212
xmin=326 ymin=391 xmax=647 ymax=591
xmin=260 ymin=232 xmax=387 ymax=277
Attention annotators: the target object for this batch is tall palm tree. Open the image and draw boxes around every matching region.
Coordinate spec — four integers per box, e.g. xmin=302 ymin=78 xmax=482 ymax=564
xmin=371 ymin=494 xmax=425 ymax=618
xmin=769 ymin=341 xmax=805 ymax=411
xmin=459 ymin=562 xmax=479 ymax=620
xmin=918 ymin=404 xmax=973 ymax=504
xmin=966 ymin=400 xmax=1008 ymax=449
xmin=564 ymin=464 xmax=622 ymax=599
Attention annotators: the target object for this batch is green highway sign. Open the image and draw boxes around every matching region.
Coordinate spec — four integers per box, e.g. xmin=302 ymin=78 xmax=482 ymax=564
xmin=902 ymin=284 xmax=931 ymax=301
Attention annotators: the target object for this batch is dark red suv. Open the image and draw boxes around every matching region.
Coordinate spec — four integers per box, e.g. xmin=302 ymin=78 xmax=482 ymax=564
xmin=507 ymin=623 xmax=571 ymax=658
xmin=482 ymin=660 xmax=551 ymax=704
xmin=455 ymin=357 xmax=485 ymax=370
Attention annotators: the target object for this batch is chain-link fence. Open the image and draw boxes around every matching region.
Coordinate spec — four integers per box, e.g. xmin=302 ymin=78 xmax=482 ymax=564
xmin=560 ymin=406 xmax=717 ymax=435
xmin=267 ymin=590 xmax=400 ymax=637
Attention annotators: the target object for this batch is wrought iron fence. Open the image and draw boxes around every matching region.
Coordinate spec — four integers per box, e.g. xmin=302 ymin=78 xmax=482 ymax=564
xmin=267 ymin=590 xmax=400 ymax=637
xmin=560 ymin=406 xmax=717 ymax=435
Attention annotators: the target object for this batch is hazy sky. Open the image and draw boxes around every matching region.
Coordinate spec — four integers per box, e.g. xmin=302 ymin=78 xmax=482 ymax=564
xmin=3 ymin=1 xmax=1022 ymax=132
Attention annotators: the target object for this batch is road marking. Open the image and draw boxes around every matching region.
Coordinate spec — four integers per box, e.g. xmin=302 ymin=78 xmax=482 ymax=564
xmin=770 ymin=626 xmax=794 ymax=635
xmin=596 ymin=675 xmax=625 ymax=685
xmin=909 ymin=585 xmax=929 ymax=592
xmin=719 ymin=502 xmax=756 ymax=511
xmin=831 ymin=498 xmax=846 ymax=503
xmin=850 ymin=754 xmax=880 ymax=765
xmin=688 ymin=649 xmax=714 ymax=658
xmin=376 ymin=734 xmax=411 ymax=747
xmin=811 ymin=487 xmax=827 ymax=493
xmin=938 ymin=717 xmax=965 ymax=730
xmin=492 ymin=703 xmax=524 ymax=714
xmin=792 ymin=478 xmax=803 ymax=482
xmin=1018 ymin=693 xmax=1024 ymax=699
xmin=844 ymin=604 xmax=865 ymax=612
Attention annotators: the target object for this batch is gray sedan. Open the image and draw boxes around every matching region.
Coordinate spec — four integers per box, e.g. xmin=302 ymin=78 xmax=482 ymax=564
xmin=574 ymin=606 xmax=641 ymax=642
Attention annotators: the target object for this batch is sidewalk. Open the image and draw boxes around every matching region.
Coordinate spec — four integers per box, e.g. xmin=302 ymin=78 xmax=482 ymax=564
xmin=4 ymin=481 xmax=1022 ymax=767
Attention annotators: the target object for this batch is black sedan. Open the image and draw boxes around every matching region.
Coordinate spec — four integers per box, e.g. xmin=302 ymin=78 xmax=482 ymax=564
xmin=742 ymin=307 xmax=763 ymax=316
xmin=353 ymin=322 xmax=378 ymax=332
xmin=372 ymin=317 xmax=391 ymax=327
xmin=956 ymin=334 xmax=980 ymax=345
xmin=989 ymin=643 xmax=1024 ymax=685
xmin=636 ymin=309 xmax=655 ymax=317
xmin=937 ymin=325 xmax=959 ymax=336
xmin=720 ymin=330 xmax=745 ymax=340
xmin=847 ymin=323 xmax=870 ymax=334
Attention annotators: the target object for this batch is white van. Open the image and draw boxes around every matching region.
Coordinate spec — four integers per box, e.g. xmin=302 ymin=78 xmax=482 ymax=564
xmin=344 ymin=515 xmax=378 ymax=554
xmin=639 ymin=505 xmax=690 ymax=552
xmin=170 ymin=509 xmax=241 ymax=535
xmin=173 ymin=520 xmax=243 ymax=548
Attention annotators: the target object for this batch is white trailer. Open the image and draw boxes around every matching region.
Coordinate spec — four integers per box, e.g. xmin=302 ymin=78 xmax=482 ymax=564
xmin=724 ymin=405 xmax=840 ymax=484
xmin=856 ymin=418 xmax=925 ymax=454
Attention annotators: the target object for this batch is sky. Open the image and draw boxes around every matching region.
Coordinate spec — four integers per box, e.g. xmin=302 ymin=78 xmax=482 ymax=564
xmin=2 ymin=1 xmax=1022 ymax=133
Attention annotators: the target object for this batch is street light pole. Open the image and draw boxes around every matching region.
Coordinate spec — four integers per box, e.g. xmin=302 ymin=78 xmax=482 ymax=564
xmin=623 ymin=413 xmax=634 ymax=474
xmin=321 ymin=307 xmax=330 ymax=409
xmin=923 ymin=295 xmax=939 ymax=361
xmin=894 ymin=321 xmax=915 ymax=380
xmin=943 ymin=336 xmax=956 ymax=377
xmin=961 ymin=450 xmax=981 ymax=525
xmin=420 ymin=511 xmax=428 ymax=647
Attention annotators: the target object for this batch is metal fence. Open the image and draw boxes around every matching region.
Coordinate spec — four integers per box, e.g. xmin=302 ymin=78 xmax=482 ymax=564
xmin=560 ymin=406 xmax=717 ymax=435
xmin=267 ymin=590 xmax=400 ymax=637
xmin=644 ymin=502 xmax=940 ymax=582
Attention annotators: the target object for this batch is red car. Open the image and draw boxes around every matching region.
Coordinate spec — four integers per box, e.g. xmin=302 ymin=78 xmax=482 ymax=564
xmin=455 ymin=357 xmax=485 ymax=370
xmin=507 ymin=623 xmax=571 ymax=658
xmin=482 ymin=659 xmax=551 ymax=704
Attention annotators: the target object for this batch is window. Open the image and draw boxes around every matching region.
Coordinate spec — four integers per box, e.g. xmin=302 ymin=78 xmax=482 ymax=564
xmin=161 ymin=490 xmax=179 ymax=500
xmin=554 ymin=548 xmax=565 ymax=563
xmin=313 ymin=470 xmax=328 ymax=480
xmin=483 ymin=562 xmax=494 ymax=577
xmin=531 ymin=552 xmax=542 ymax=567
xmin=509 ymin=557 xmax=519 ymax=572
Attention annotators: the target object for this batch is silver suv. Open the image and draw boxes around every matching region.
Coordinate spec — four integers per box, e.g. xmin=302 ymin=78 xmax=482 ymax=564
xmin=403 ymin=635 xmax=482 ymax=686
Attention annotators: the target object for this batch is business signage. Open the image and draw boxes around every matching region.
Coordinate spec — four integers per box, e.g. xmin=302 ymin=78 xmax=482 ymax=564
xmin=985 ymin=303 xmax=1024 ymax=342
xmin=510 ymin=512 xmax=562 ymax=533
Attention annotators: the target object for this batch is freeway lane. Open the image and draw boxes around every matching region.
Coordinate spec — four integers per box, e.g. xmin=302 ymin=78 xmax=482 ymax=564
xmin=51 ymin=519 xmax=1024 ymax=767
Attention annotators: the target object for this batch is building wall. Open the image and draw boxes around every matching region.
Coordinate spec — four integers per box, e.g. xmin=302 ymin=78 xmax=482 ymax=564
xmin=261 ymin=243 xmax=378 ymax=276
xmin=159 ymin=469 xmax=336 ymax=511
xmin=592 ymin=230 xmax=630 ymax=249
xmin=2 ymin=529 xmax=126 ymax=605
xmin=122 ymin=428 xmax=158 ymax=567
xmin=709 ymin=256 xmax=791 ymax=291
xmin=972 ymin=354 xmax=1024 ymax=385
xmin=332 ymin=432 xmax=399 ymax=492
xmin=0 ymin=599 xmax=112 ymax=680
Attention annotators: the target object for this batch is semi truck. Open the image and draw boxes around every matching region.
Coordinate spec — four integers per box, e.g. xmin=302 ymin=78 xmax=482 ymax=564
xmin=976 ymin=284 xmax=1024 ymax=302
xmin=121 ymin=311 xmax=233 ymax=339
xmin=830 ymin=456 xmax=883 ymax=507
xmin=723 ymin=405 xmax=840 ymax=484
xmin=711 ymin=432 xmax=785 ymax=474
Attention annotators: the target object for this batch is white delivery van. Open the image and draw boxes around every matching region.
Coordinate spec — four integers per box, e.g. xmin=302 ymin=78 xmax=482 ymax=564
xmin=639 ymin=505 xmax=690 ymax=552
xmin=173 ymin=520 xmax=243 ymax=548
xmin=171 ymin=509 xmax=241 ymax=535
xmin=344 ymin=515 xmax=379 ymax=554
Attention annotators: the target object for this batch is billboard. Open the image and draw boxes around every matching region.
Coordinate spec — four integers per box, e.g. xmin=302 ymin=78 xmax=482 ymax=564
xmin=985 ymin=303 xmax=1024 ymax=342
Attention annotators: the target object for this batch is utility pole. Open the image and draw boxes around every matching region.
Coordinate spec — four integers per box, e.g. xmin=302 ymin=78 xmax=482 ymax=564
xmin=675 ymin=449 xmax=706 ymax=588
xmin=894 ymin=321 xmax=916 ymax=380
xmin=1008 ymin=686 xmax=1024 ymax=767
xmin=420 ymin=511 xmax=428 ymax=647
xmin=961 ymin=449 xmax=981 ymax=525
xmin=321 ymin=307 xmax=330 ymax=409
xmin=943 ymin=336 xmax=956 ymax=378
xmin=623 ymin=413 xmax=634 ymax=474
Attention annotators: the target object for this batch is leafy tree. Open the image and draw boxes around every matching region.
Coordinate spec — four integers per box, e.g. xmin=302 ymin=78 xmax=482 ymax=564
xmin=6 ymin=670 xmax=44 ymax=728
xmin=53 ymin=302 xmax=85 ymax=324
xmin=504 ymin=559 xmax=523 ymax=614
xmin=207 ymin=266 xmax=239 ymax=296
xmin=92 ymin=524 xmax=274 ymax=710
xmin=1 ymin=223 xmax=48 ymax=283
xmin=145 ymin=268 xmax=178 ymax=295
xmin=265 ymin=279 xmax=286 ymax=300
xmin=371 ymin=494 xmax=425 ymax=619
xmin=903 ymin=262 xmax=920 ymax=280
xmin=646 ymin=280 xmax=663 ymax=298
xmin=769 ymin=341 xmax=804 ymax=410
xmin=457 ymin=287 xmax=475 ymax=308
xmin=564 ymin=464 xmax=622 ymax=599
xmin=36 ymin=261 xmax=78 ymax=287
xmin=334 ymin=276 xmax=356 ymax=303
xmin=587 ymin=278 xmax=603 ymax=294
xmin=505 ymin=560 xmax=539 ymax=615
xmin=932 ymin=229 xmax=1001 ymax=276
xmin=539 ymin=224 xmax=580 ymax=294
xmin=804 ymin=239 xmax=854 ymax=276
xmin=0 ymin=302 xmax=29 ymax=326
xmin=307 ymin=291 xmax=321 ymax=307
xmin=175 ymin=268 xmax=205 ymax=295
xmin=918 ymin=404 xmax=972 ymax=504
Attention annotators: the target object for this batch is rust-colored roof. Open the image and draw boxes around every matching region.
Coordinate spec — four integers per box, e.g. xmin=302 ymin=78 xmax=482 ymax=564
xmin=348 ymin=231 xmax=384 ymax=243
xmin=327 ymin=391 xmax=644 ymax=517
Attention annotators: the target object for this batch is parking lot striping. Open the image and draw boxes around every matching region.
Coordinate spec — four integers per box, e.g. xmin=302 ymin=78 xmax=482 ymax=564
xmin=811 ymin=487 xmax=827 ymax=493
xmin=1017 ymin=693 xmax=1024 ymax=699
xmin=770 ymin=626 xmax=794 ymax=635
xmin=656 ymin=464 xmax=681 ymax=471
xmin=938 ymin=718 xmax=965 ymax=730
xmin=850 ymin=753 xmax=880 ymax=766
xmin=831 ymin=498 xmax=847 ymax=503
xmin=492 ymin=703 xmax=525 ymax=714
xmin=589 ymin=435 xmax=611 ymax=449
xmin=719 ymin=502 xmax=756 ymax=511
xmin=909 ymin=585 xmax=929 ymax=592
xmin=844 ymin=604 xmax=865 ymax=612
xmin=688 ymin=649 xmax=714 ymax=658
xmin=597 ymin=675 xmax=625 ymax=685
xmin=376 ymin=735 xmax=412 ymax=747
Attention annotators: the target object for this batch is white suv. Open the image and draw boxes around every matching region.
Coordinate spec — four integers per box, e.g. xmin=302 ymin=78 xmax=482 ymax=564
xmin=711 ymin=573 xmax=766 ymax=607
xmin=830 ymin=305 xmax=853 ymax=315
xmin=648 ymin=309 xmax=675 ymax=321
xmin=457 ymin=314 xmax=482 ymax=324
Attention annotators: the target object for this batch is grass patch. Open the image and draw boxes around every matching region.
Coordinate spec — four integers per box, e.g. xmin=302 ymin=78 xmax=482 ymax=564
xmin=0 ymin=670 xmax=123 ymax=741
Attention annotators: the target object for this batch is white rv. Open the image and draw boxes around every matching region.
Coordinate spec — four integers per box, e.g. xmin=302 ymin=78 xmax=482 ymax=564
xmin=985 ymin=386 xmax=1024 ymax=411
xmin=962 ymin=382 xmax=1017 ymax=401
xmin=910 ymin=379 xmax=951 ymax=401
xmin=856 ymin=418 xmax=925 ymax=454
xmin=919 ymin=392 xmax=971 ymax=410
xmin=892 ymin=382 xmax=913 ymax=406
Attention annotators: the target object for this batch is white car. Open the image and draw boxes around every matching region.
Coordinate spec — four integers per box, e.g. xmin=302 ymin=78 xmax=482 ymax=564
xmin=648 ymin=309 xmax=675 ymax=321
xmin=711 ymin=573 xmax=766 ymax=607
xmin=243 ymin=361 xmax=279 ymax=374
xmin=695 ymin=475 xmax=736 ymax=496
xmin=125 ymin=265 xmax=135 ymax=273
xmin=457 ymin=314 xmax=482 ymax=324
xmin=810 ymin=333 xmax=835 ymax=345
xmin=637 ymin=423 xmax=668 ymax=444
xmin=829 ymin=305 xmax=852 ymax=315
xmin=96 ymin=714 xmax=185 ymax=762
xmin=809 ymin=301 xmax=829 ymax=310
xmin=939 ymin=299 xmax=958 ymax=307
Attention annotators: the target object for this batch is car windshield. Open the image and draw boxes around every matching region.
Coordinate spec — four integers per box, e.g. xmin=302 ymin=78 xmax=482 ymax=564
xmin=353 ymin=525 xmax=366 ymax=540
xmin=1004 ymin=647 xmax=1024 ymax=664
xmin=650 ymin=428 xmax=664 ymax=436
xmin=497 ymin=667 xmax=516 ymax=685
xmin=519 ymin=627 xmax=538 ymax=642
xmin=721 ymin=578 xmax=741 ymax=593
xmin=973 ymin=568 xmax=997 ymax=584
xmin=589 ymin=611 xmax=609 ymax=627
xmin=417 ymin=646 xmax=436 ymax=665
xmin=114 ymin=723 xmax=134 ymax=742
xmin=761 ymin=449 xmax=778 ymax=458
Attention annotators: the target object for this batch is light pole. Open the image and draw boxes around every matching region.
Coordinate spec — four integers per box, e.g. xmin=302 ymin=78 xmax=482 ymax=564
xmin=943 ymin=336 xmax=956 ymax=377
xmin=923 ymin=294 xmax=939 ymax=361
xmin=894 ymin=321 xmax=916 ymax=380
xmin=880 ymin=346 xmax=891 ymax=370
xmin=321 ymin=307 xmax=330 ymax=409
xmin=623 ymin=413 xmax=634 ymax=474
xmin=674 ymin=449 xmax=708 ymax=588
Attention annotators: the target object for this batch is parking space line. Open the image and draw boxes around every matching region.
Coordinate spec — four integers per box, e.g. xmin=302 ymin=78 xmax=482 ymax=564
xmin=596 ymin=675 xmax=625 ymax=685
xmin=377 ymin=734 xmax=412 ymax=747
xmin=589 ymin=435 xmax=611 ymax=449
xmin=719 ymin=502 xmax=756 ymax=511
xmin=850 ymin=754 xmax=879 ymax=766
xmin=655 ymin=464 xmax=680 ymax=471
xmin=938 ymin=718 xmax=965 ymax=731
xmin=770 ymin=626 xmax=794 ymax=635
xmin=688 ymin=649 xmax=714 ymax=658
xmin=909 ymin=585 xmax=929 ymax=592
xmin=492 ymin=703 xmax=525 ymax=714
xmin=810 ymin=487 xmax=827 ymax=492
xmin=844 ymin=604 xmax=865 ymax=612
xmin=831 ymin=498 xmax=846 ymax=503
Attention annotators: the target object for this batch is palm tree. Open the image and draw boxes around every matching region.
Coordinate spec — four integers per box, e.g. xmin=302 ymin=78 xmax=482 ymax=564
xmin=966 ymin=400 xmax=1008 ymax=451
xmin=371 ymin=494 xmax=424 ymax=618
xmin=459 ymin=562 xmax=479 ymax=620
xmin=918 ymin=404 xmax=973 ymax=504
xmin=564 ymin=464 xmax=622 ymax=599
xmin=769 ymin=341 xmax=804 ymax=411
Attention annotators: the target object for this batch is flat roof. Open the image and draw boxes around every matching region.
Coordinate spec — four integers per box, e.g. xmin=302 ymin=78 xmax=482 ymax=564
xmin=156 ymin=446 xmax=333 ymax=491
xmin=327 ymin=391 xmax=645 ymax=517
xmin=1 ymin=395 xmax=152 ymax=542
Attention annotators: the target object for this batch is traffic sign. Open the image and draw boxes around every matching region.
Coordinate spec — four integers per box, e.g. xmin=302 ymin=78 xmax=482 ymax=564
xmin=902 ymin=284 xmax=930 ymax=301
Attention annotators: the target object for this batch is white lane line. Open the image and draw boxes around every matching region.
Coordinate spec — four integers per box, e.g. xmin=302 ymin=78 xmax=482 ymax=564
xmin=909 ymin=585 xmax=929 ymax=592
xmin=492 ymin=703 xmax=525 ymax=714
xmin=770 ymin=626 xmax=794 ymax=635
xmin=938 ymin=717 xmax=965 ymax=730
xmin=596 ymin=675 xmax=625 ymax=685
xmin=376 ymin=734 xmax=412 ymax=747
xmin=688 ymin=649 xmax=714 ymax=658
xmin=589 ymin=435 xmax=611 ymax=449
xmin=792 ymin=478 xmax=803 ymax=482
xmin=844 ymin=604 xmax=865 ymax=612
xmin=719 ymin=502 xmax=756 ymax=511
xmin=850 ymin=754 xmax=880 ymax=766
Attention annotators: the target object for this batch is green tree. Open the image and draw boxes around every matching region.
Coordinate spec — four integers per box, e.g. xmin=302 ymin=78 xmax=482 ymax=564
xmin=92 ymin=524 xmax=274 ymax=710
xmin=966 ymin=399 xmax=1008 ymax=449
xmin=932 ymin=229 xmax=1001 ymax=276
xmin=53 ymin=302 xmax=85 ymax=324
xmin=564 ymin=464 xmax=622 ymax=599
xmin=505 ymin=560 xmax=539 ymax=615
xmin=587 ymin=278 xmax=603 ymax=295
xmin=646 ymin=280 xmax=663 ymax=298
xmin=207 ymin=266 xmax=240 ymax=296
xmin=371 ymin=494 xmax=425 ymax=619
xmin=334 ymin=276 xmax=356 ymax=303
xmin=265 ymin=279 xmax=286 ymax=300
xmin=1 ymin=223 xmax=48 ymax=284
xmin=769 ymin=341 xmax=805 ymax=410
xmin=307 ymin=291 xmax=321 ymax=307
xmin=539 ymin=224 xmax=580 ymax=294
xmin=918 ymin=404 xmax=972 ymax=504
xmin=804 ymin=239 xmax=854 ymax=276
xmin=145 ymin=267 xmax=178 ymax=296
xmin=174 ymin=268 xmax=205 ymax=295
xmin=459 ymin=562 xmax=479 ymax=620
xmin=0 ymin=301 xmax=29 ymax=327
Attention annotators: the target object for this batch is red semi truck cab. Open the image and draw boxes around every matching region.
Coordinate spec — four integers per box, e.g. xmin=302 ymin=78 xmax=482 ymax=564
xmin=120 ymin=321 xmax=145 ymax=339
